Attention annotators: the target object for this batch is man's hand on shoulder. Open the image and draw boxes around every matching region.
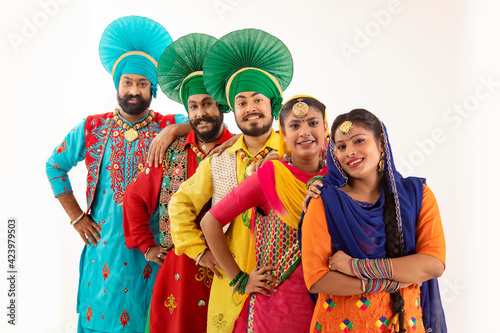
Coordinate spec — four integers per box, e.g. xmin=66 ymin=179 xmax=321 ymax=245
xmin=208 ymin=134 xmax=241 ymax=157
xmin=147 ymin=122 xmax=192 ymax=167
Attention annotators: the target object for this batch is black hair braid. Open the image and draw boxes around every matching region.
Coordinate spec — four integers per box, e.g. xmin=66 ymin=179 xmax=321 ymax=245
xmin=383 ymin=180 xmax=406 ymax=333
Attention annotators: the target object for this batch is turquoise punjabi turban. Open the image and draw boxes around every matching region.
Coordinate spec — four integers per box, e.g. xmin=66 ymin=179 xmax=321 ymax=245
xmin=99 ymin=16 xmax=173 ymax=98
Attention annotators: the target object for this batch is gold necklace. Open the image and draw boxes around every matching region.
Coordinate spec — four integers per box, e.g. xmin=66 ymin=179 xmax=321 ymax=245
xmin=113 ymin=109 xmax=155 ymax=142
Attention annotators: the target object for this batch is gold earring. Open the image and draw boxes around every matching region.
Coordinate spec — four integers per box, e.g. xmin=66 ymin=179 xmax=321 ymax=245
xmin=378 ymin=152 xmax=385 ymax=175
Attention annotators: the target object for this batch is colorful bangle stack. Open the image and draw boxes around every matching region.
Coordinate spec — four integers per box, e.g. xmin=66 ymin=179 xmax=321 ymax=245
xmin=349 ymin=258 xmax=394 ymax=280
xmin=365 ymin=278 xmax=401 ymax=294
xmin=229 ymin=270 xmax=249 ymax=295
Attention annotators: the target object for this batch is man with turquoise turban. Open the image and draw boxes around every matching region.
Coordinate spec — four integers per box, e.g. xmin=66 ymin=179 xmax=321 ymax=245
xmin=168 ymin=28 xmax=293 ymax=332
xmin=45 ymin=16 xmax=190 ymax=332
xmin=122 ymin=33 xmax=233 ymax=333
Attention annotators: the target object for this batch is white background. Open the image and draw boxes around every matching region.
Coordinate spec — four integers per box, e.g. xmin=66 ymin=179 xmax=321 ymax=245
xmin=0 ymin=0 xmax=497 ymax=332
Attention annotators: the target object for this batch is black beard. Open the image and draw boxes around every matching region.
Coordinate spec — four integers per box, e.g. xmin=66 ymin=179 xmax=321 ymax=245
xmin=237 ymin=116 xmax=273 ymax=137
xmin=190 ymin=112 xmax=224 ymax=142
xmin=117 ymin=93 xmax=152 ymax=116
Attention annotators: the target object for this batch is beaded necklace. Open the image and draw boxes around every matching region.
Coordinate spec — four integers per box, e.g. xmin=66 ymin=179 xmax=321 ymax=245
xmin=238 ymin=147 xmax=270 ymax=164
xmin=239 ymin=147 xmax=274 ymax=175
xmin=189 ymin=144 xmax=206 ymax=162
xmin=190 ymin=130 xmax=225 ymax=162
xmin=113 ymin=108 xmax=155 ymax=142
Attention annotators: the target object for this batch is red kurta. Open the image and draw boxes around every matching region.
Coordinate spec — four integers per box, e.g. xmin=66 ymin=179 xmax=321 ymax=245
xmin=123 ymin=127 xmax=233 ymax=333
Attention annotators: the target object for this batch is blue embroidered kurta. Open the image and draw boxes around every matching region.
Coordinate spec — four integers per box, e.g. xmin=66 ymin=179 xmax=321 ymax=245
xmin=46 ymin=110 xmax=187 ymax=332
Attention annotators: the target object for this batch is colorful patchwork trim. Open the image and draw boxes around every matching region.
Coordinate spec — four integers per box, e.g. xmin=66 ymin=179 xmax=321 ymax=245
xmin=323 ymin=298 xmax=336 ymax=312
xmin=340 ymin=319 xmax=354 ymax=332
xmin=356 ymin=296 xmax=371 ymax=311
xmin=408 ymin=317 xmax=418 ymax=330
xmin=376 ymin=316 xmax=390 ymax=330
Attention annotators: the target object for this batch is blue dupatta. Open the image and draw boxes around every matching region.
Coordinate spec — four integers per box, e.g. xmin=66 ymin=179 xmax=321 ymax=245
xmin=300 ymin=122 xmax=446 ymax=332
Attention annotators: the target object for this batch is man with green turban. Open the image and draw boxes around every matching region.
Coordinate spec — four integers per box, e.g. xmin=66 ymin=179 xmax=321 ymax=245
xmin=168 ymin=28 xmax=293 ymax=332
xmin=123 ymin=33 xmax=233 ymax=333
xmin=46 ymin=16 xmax=190 ymax=333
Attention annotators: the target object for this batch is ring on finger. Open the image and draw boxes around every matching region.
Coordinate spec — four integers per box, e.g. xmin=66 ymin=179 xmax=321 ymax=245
xmin=158 ymin=254 xmax=162 ymax=259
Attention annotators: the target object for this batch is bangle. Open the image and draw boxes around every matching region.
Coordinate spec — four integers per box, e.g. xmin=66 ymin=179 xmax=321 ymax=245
xmin=195 ymin=248 xmax=208 ymax=266
xmin=229 ymin=271 xmax=246 ymax=287
xmin=144 ymin=246 xmax=153 ymax=261
xmin=349 ymin=258 xmax=394 ymax=280
xmin=234 ymin=273 xmax=249 ymax=295
xmin=365 ymin=278 xmax=402 ymax=294
xmin=229 ymin=271 xmax=249 ymax=295
xmin=306 ymin=176 xmax=324 ymax=190
xmin=70 ymin=212 xmax=85 ymax=226
xmin=361 ymin=279 xmax=366 ymax=294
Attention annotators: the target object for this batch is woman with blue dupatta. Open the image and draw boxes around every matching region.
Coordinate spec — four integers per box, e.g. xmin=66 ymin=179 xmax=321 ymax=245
xmin=300 ymin=109 xmax=446 ymax=332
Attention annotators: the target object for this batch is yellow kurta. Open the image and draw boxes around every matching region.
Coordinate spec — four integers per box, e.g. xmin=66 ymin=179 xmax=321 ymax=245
xmin=169 ymin=131 xmax=280 ymax=333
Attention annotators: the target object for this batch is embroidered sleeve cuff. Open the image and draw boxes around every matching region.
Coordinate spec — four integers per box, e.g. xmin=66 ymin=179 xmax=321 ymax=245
xmin=49 ymin=175 xmax=73 ymax=197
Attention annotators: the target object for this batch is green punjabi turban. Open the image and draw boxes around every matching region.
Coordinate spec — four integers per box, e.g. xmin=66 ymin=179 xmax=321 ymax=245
xmin=99 ymin=16 xmax=173 ymax=98
xmin=203 ymin=28 xmax=294 ymax=119
xmin=157 ymin=33 xmax=229 ymax=112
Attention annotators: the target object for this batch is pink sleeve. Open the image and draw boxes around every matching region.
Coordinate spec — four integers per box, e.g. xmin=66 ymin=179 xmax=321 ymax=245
xmin=210 ymin=173 xmax=269 ymax=226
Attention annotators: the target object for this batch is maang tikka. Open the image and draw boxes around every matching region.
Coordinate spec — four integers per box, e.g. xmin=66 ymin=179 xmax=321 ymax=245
xmin=292 ymin=99 xmax=309 ymax=119
xmin=339 ymin=120 xmax=353 ymax=137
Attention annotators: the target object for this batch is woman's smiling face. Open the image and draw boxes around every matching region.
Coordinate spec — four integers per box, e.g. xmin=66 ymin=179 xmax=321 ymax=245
xmin=282 ymin=106 xmax=327 ymax=161
xmin=333 ymin=122 xmax=383 ymax=180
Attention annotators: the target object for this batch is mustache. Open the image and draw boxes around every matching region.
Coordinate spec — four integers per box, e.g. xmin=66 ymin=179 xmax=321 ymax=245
xmin=192 ymin=116 xmax=217 ymax=126
xmin=122 ymin=94 xmax=145 ymax=103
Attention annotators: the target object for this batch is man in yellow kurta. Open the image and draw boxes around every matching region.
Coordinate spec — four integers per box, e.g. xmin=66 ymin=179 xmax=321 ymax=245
xmin=169 ymin=29 xmax=294 ymax=332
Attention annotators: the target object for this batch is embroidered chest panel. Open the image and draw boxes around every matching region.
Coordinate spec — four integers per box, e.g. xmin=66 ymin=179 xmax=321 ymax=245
xmin=159 ymin=137 xmax=188 ymax=249
xmin=84 ymin=112 xmax=169 ymax=207
xmin=85 ymin=114 xmax=114 ymax=208
xmin=105 ymin=123 xmax=153 ymax=204
xmin=253 ymin=208 xmax=300 ymax=287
